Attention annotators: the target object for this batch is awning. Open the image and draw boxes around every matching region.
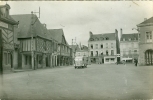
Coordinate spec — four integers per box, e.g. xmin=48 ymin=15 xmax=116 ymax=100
xmin=122 ymin=58 xmax=133 ymax=61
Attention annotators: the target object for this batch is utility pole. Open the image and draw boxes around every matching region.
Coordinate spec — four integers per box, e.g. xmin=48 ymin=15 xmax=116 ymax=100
xmin=31 ymin=7 xmax=40 ymax=70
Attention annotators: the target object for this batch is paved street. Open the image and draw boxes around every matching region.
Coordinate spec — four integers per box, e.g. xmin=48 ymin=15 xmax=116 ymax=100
xmin=0 ymin=64 xmax=153 ymax=100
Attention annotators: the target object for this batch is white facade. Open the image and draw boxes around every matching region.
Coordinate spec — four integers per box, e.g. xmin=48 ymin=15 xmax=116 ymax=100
xmin=120 ymin=41 xmax=139 ymax=62
xmin=88 ymin=40 xmax=117 ymax=64
xmin=75 ymin=51 xmax=88 ymax=57
xmin=88 ymin=40 xmax=117 ymax=56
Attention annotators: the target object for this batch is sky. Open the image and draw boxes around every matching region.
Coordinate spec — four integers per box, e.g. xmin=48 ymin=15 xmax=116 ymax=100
xmin=0 ymin=1 xmax=153 ymax=46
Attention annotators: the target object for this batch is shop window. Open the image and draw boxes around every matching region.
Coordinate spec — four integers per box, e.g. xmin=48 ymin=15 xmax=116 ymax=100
xmin=106 ymin=58 xmax=109 ymax=62
xmin=111 ymin=58 xmax=114 ymax=61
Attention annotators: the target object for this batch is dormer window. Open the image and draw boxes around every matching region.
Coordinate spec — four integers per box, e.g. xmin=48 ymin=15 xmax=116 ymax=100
xmin=106 ymin=37 xmax=109 ymax=40
xmin=101 ymin=37 xmax=104 ymax=40
xmin=95 ymin=38 xmax=99 ymax=41
xmin=90 ymin=38 xmax=94 ymax=41
xmin=6 ymin=8 xmax=9 ymax=18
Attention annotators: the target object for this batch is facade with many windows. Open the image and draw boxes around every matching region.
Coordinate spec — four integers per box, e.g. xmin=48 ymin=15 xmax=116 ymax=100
xmin=12 ymin=14 xmax=58 ymax=69
xmin=137 ymin=17 xmax=153 ymax=65
xmin=88 ymin=29 xmax=120 ymax=64
xmin=48 ymin=29 xmax=72 ymax=66
xmin=120 ymin=33 xmax=139 ymax=63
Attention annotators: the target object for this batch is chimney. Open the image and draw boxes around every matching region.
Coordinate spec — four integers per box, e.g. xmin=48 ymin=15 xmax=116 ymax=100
xmin=115 ymin=29 xmax=118 ymax=37
xmin=144 ymin=18 xmax=147 ymax=21
xmin=120 ymin=28 xmax=122 ymax=40
xmin=89 ymin=31 xmax=93 ymax=37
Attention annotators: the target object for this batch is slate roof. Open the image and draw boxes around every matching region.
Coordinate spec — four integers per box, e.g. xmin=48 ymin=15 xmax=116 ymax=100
xmin=0 ymin=4 xmax=17 ymax=25
xmin=11 ymin=14 xmax=53 ymax=41
xmin=89 ymin=33 xmax=116 ymax=41
xmin=48 ymin=29 xmax=69 ymax=45
xmin=120 ymin=33 xmax=138 ymax=41
xmin=139 ymin=17 xmax=153 ymax=24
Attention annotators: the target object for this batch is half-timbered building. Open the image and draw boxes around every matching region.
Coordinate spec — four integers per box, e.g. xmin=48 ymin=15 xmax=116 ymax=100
xmin=48 ymin=29 xmax=72 ymax=66
xmin=12 ymin=14 xmax=58 ymax=69
xmin=0 ymin=4 xmax=18 ymax=71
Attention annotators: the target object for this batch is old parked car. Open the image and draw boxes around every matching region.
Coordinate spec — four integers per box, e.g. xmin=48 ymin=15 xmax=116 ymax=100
xmin=74 ymin=56 xmax=88 ymax=69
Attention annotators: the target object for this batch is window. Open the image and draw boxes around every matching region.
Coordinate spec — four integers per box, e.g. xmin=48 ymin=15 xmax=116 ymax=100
xmin=123 ymin=38 xmax=125 ymax=41
xmin=91 ymin=51 xmax=93 ymax=57
xmin=96 ymin=51 xmax=98 ymax=56
xmin=106 ymin=50 xmax=108 ymax=56
xmin=95 ymin=44 xmax=98 ymax=49
xmin=111 ymin=43 xmax=113 ymax=48
xmin=91 ymin=44 xmax=93 ymax=49
xmin=106 ymin=37 xmax=109 ymax=40
xmin=95 ymin=38 xmax=99 ymax=41
xmin=6 ymin=8 xmax=9 ymax=18
xmin=90 ymin=38 xmax=94 ymax=41
xmin=146 ymin=32 xmax=152 ymax=42
xmin=101 ymin=52 xmax=103 ymax=55
xmin=134 ymin=50 xmax=137 ymax=52
xmin=106 ymin=43 xmax=108 ymax=48
xmin=101 ymin=37 xmax=104 ymax=40
xmin=101 ymin=44 xmax=103 ymax=48
xmin=111 ymin=50 xmax=114 ymax=55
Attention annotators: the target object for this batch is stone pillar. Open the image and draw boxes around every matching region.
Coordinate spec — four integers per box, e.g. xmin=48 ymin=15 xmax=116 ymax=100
xmin=31 ymin=52 xmax=34 ymax=69
xmin=56 ymin=55 xmax=57 ymax=66
xmin=21 ymin=54 xmax=24 ymax=69
xmin=50 ymin=55 xmax=52 ymax=68
xmin=42 ymin=54 xmax=46 ymax=68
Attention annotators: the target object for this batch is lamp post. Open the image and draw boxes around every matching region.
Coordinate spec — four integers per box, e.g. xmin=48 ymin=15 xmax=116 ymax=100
xmin=132 ymin=28 xmax=140 ymax=62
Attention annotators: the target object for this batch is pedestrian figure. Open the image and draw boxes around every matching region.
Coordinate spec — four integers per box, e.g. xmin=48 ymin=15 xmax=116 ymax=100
xmin=135 ymin=59 xmax=138 ymax=67
xmin=123 ymin=60 xmax=126 ymax=66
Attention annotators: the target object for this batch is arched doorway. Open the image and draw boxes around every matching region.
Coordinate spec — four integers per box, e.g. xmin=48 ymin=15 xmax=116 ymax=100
xmin=145 ymin=49 xmax=153 ymax=65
